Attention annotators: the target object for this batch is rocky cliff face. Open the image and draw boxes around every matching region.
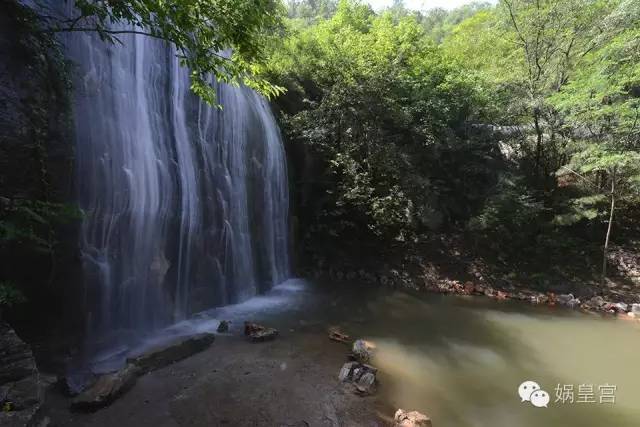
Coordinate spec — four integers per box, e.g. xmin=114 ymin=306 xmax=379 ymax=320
xmin=0 ymin=322 xmax=44 ymax=426
xmin=0 ymin=1 xmax=82 ymax=366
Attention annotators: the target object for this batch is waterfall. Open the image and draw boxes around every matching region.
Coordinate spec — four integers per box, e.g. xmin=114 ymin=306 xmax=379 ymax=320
xmin=63 ymin=25 xmax=290 ymax=355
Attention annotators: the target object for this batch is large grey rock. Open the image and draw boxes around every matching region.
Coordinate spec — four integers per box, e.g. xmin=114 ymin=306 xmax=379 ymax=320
xmin=354 ymin=371 xmax=376 ymax=395
xmin=0 ymin=322 xmax=43 ymax=427
xmin=557 ymin=294 xmax=575 ymax=305
xmin=338 ymin=362 xmax=358 ymax=382
xmin=70 ymin=364 xmax=139 ymax=412
xmin=338 ymin=362 xmax=377 ymax=395
xmin=72 ymin=333 xmax=215 ymax=412
xmin=127 ymin=333 xmax=215 ymax=373
xmin=566 ymin=298 xmax=581 ymax=309
xmin=631 ymin=303 xmax=640 ymax=316
xmin=393 ymin=409 xmax=432 ymax=427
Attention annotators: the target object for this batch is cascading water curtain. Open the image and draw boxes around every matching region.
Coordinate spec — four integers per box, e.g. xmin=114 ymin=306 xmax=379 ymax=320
xmin=63 ymin=18 xmax=290 ymax=357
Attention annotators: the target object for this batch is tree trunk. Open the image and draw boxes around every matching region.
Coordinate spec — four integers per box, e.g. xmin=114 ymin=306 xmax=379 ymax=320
xmin=533 ymin=108 xmax=543 ymax=183
xmin=602 ymin=169 xmax=616 ymax=282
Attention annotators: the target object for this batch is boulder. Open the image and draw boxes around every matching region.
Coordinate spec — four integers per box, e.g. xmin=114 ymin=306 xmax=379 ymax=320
xmin=70 ymin=364 xmax=139 ymax=412
xmin=557 ymin=294 xmax=574 ymax=305
xmin=217 ymin=320 xmax=230 ymax=333
xmin=0 ymin=322 xmax=43 ymax=427
xmin=393 ymin=409 xmax=432 ymax=427
xmin=127 ymin=333 xmax=215 ymax=374
xmin=352 ymin=339 xmax=375 ymax=363
xmin=631 ymin=303 xmax=640 ymax=316
xmin=354 ymin=371 xmax=376 ymax=395
xmin=338 ymin=362 xmax=358 ymax=382
xmin=589 ymin=296 xmax=606 ymax=308
xmin=566 ymin=298 xmax=581 ymax=309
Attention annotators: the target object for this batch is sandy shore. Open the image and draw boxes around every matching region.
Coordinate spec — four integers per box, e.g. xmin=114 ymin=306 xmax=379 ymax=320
xmin=45 ymin=326 xmax=388 ymax=427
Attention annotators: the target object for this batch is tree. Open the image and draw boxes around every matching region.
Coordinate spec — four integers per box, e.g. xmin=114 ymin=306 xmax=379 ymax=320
xmin=37 ymin=0 xmax=286 ymax=104
xmin=499 ymin=0 xmax=609 ymax=185
xmin=557 ymin=145 xmax=640 ymax=280
xmin=550 ymin=0 xmax=640 ymax=147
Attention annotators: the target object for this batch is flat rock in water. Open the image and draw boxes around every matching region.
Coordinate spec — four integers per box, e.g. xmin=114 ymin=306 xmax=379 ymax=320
xmin=70 ymin=364 xmax=139 ymax=412
xmin=393 ymin=409 xmax=432 ymax=427
xmin=244 ymin=322 xmax=279 ymax=342
xmin=127 ymin=333 xmax=215 ymax=373
xmin=249 ymin=327 xmax=279 ymax=342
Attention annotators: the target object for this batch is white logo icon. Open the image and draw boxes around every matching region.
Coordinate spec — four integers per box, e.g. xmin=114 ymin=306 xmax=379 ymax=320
xmin=518 ymin=380 xmax=549 ymax=408
xmin=518 ymin=380 xmax=541 ymax=402
xmin=530 ymin=390 xmax=550 ymax=408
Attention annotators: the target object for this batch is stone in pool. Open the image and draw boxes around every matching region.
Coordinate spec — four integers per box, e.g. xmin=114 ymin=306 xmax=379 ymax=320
xmin=393 ymin=409 xmax=432 ymax=427
xmin=244 ymin=322 xmax=279 ymax=342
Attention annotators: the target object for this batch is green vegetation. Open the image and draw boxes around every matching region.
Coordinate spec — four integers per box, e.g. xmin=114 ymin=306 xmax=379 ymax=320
xmin=265 ymin=0 xmax=640 ymax=283
xmin=39 ymin=0 xmax=286 ymax=104
xmin=0 ymin=282 xmax=25 ymax=308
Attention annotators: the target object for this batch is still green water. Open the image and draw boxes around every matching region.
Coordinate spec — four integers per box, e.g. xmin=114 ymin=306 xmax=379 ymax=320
xmin=198 ymin=279 xmax=640 ymax=426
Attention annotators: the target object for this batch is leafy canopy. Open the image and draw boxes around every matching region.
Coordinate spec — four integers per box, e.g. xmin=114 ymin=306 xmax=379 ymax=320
xmin=47 ymin=0 xmax=287 ymax=104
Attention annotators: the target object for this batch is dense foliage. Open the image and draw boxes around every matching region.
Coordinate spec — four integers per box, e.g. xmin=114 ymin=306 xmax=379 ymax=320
xmin=38 ymin=0 xmax=286 ymax=104
xmin=267 ymin=0 xmax=640 ymax=280
xmin=268 ymin=1 xmax=502 ymax=241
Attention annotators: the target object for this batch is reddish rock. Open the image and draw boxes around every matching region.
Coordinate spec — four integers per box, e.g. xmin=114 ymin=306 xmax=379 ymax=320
xmin=394 ymin=409 xmax=432 ymax=426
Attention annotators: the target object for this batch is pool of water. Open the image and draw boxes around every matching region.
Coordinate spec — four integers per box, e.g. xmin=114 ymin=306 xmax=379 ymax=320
xmin=90 ymin=278 xmax=640 ymax=426
xmin=239 ymin=279 xmax=640 ymax=426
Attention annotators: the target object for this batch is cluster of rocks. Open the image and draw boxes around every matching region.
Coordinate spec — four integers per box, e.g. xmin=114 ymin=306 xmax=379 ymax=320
xmin=337 ymin=339 xmax=378 ymax=395
xmin=579 ymin=297 xmax=640 ymax=317
xmin=334 ymin=337 xmax=431 ymax=424
xmin=338 ymin=361 xmax=377 ymax=395
xmin=423 ymin=279 xmax=640 ymax=317
xmin=307 ymin=253 xmax=640 ymax=318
